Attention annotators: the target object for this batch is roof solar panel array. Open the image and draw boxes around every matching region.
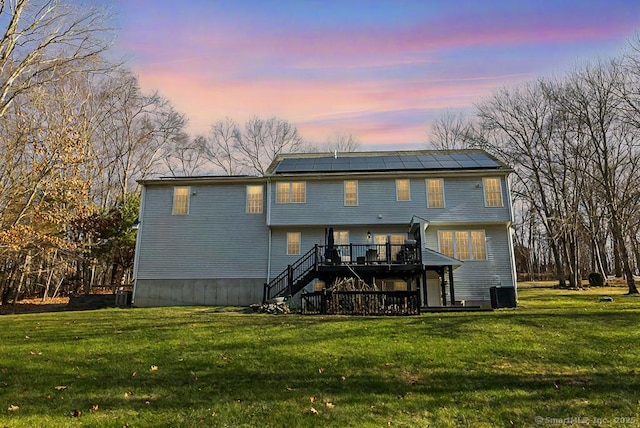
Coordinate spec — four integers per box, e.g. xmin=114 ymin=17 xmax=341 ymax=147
xmin=273 ymin=152 xmax=501 ymax=174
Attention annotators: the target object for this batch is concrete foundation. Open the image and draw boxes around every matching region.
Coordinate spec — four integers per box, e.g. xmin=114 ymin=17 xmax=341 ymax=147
xmin=133 ymin=278 xmax=264 ymax=307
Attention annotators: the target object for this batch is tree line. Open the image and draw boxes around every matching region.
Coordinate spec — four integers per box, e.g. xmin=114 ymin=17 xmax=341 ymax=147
xmin=427 ymin=36 xmax=640 ymax=294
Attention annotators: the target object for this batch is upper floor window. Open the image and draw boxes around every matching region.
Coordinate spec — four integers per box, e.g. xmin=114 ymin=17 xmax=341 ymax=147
xmin=396 ymin=179 xmax=410 ymax=201
xmin=426 ymin=179 xmax=444 ymax=208
xmin=483 ymin=177 xmax=503 ymax=207
xmin=344 ymin=180 xmax=358 ymax=206
xmin=246 ymin=185 xmax=263 ymax=214
xmin=172 ymin=186 xmax=190 ymax=215
xmin=287 ymin=232 xmax=301 ymax=255
xmin=438 ymin=230 xmax=487 ymax=261
xmin=277 ymin=182 xmax=306 ymax=203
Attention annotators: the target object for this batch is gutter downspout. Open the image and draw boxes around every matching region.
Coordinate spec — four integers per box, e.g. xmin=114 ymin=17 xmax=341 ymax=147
xmin=266 ymin=177 xmax=272 ymax=282
xmin=505 ymin=174 xmax=518 ymax=301
xmin=131 ymin=185 xmax=146 ymax=306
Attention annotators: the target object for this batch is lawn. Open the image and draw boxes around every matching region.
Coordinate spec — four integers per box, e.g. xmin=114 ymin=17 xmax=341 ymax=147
xmin=0 ymin=285 xmax=639 ymax=427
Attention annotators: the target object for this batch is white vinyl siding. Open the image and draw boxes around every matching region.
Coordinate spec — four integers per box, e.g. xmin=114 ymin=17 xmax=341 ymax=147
xmin=427 ymin=179 xmax=444 ymax=208
xmin=246 ymin=185 xmax=263 ymax=214
xmin=483 ymin=177 xmax=503 ymax=207
xmin=438 ymin=230 xmax=487 ymax=261
xmin=172 ymin=186 xmax=190 ymax=215
xmin=396 ymin=179 xmax=410 ymax=201
xmin=344 ymin=180 xmax=358 ymax=206
xmin=287 ymin=232 xmax=301 ymax=255
xmin=277 ymin=182 xmax=306 ymax=203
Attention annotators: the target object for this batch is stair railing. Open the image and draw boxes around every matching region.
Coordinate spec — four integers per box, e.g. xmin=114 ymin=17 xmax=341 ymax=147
xmin=263 ymin=244 xmax=320 ymax=302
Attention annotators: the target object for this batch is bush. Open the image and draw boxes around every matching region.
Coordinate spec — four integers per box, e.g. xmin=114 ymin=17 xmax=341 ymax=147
xmin=588 ymin=272 xmax=605 ymax=287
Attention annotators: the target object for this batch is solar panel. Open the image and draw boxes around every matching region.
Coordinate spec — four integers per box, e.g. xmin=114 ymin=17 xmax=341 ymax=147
xmin=272 ymin=152 xmax=502 ymax=173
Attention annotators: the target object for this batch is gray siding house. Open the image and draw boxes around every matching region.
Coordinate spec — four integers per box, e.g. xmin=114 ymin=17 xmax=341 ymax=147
xmin=133 ymin=149 xmax=517 ymax=309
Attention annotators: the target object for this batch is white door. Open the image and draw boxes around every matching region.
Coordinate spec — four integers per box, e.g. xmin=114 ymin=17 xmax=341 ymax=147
xmin=426 ymin=271 xmax=442 ymax=307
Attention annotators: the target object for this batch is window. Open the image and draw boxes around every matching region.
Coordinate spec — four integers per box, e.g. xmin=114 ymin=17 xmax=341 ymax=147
xmin=277 ymin=182 xmax=306 ymax=203
xmin=455 ymin=231 xmax=470 ymax=260
xmin=172 ymin=186 xmax=190 ymax=215
xmin=438 ymin=231 xmax=454 ymax=257
xmin=471 ymin=230 xmax=487 ymax=260
xmin=333 ymin=230 xmax=349 ymax=246
xmin=374 ymin=234 xmax=405 ymax=261
xmin=246 ymin=185 xmax=263 ymax=214
xmin=276 ymin=182 xmax=290 ymax=204
xmin=344 ymin=180 xmax=358 ymax=206
xmin=292 ymin=182 xmax=306 ymax=203
xmin=287 ymin=232 xmax=301 ymax=255
xmin=438 ymin=230 xmax=487 ymax=261
xmin=396 ymin=179 xmax=410 ymax=201
xmin=426 ymin=179 xmax=444 ymax=208
xmin=483 ymin=177 xmax=503 ymax=207
xmin=381 ymin=280 xmax=407 ymax=291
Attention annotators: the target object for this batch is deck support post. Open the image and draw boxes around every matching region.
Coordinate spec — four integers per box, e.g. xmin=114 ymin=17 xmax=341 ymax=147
xmin=448 ymin=266 xmax=455 ymax=305
xmin=287 ymin=265 xmax=293 ymax=296
xmin=440 ymin=268 xmax=447 ymax=306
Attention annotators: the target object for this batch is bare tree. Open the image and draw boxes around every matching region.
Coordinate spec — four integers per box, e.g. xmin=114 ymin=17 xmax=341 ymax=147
xmin=90 ymin=69 xmax=187 ymax=204
xmin=323 ymin=131 xmax=361 ymax=153
xmin=0 ymin=0 xmax=113 ymax=118
xmin=426 ymin=110 xmax=479 ymax=150
xmin=555 ymin=60 xmax=639 ymax=294
xmin=200 ymin=118 xmax=244 ymax=175
xmin=238 ymin=116 xmax=304 ymax=175
xmin=200 ymin=116 xmax=304 ymax=176
xmin=476 ymin=81 xmax=576 ymax=287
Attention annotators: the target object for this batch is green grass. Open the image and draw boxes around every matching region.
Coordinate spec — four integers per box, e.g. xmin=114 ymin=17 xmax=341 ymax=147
xmin=1 ymin=285 xmax=639 ymax=427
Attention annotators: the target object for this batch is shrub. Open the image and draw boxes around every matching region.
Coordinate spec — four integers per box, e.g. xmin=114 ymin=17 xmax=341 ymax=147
xmin=588 ymin=272 xmax=605 ymax=287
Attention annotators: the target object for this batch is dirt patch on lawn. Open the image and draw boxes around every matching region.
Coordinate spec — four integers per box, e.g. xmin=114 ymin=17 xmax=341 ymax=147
xmin=0 ymin=297 xmax=69 ymax=315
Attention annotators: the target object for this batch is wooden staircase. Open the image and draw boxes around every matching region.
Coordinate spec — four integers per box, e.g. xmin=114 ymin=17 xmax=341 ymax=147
xmin=263 ymin=245 xmax=321 ymax=302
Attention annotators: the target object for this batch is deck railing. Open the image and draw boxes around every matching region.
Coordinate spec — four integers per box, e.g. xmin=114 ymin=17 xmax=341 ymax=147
xmin=263 ymin=242 xmax=420 ymax=302
xmin=302 ymin=290 xmax=420 ymax=316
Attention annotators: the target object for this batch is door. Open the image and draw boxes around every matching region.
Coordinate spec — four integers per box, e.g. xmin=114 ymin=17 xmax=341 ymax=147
xmin=425 ymin=271 xmax=442 ymax=307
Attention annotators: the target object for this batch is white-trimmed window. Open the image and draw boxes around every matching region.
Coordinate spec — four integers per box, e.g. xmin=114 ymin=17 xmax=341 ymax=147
xmin=426 ymin=179 xmax=444 ymax=208
xmin=455 ymin=231 xmax=470 ymax=260
xmin=277 ymin=182 xmax=306 ymax=203
xmin=396 ymin=179 xmax=410 ymax=201
xmin=438 ymin=230 xmax=487 ymax=261
xmin=471 ymin=230 xmax=487 ymax=260
xmin=344 ymin=180 xmax=358 ymax=206
xmin=246 ymin=185 xmax=263 ymax=214
xmin=438 ymin=231 xmax=454 ymax=257
xmin=483 ymin=177 xmax=503 ymax=207
xmin=172 ymin=186 xmax=190 ymax=215
xmin=287 ymin=232 xmax=301 ymax=255
xmin=333 ymin=230 xmax=349 ymax=246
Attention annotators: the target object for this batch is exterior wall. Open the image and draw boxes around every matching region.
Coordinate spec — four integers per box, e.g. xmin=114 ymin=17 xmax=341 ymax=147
xmin=133 ymin=165 xmax=516 ymax=308
xmin=133 ymin=182 xmax=268 ymax=306
xmin=424 ymin=224 xmax=515 ymax=306
xmin=268 ymin=174 xmax=511 ymax=226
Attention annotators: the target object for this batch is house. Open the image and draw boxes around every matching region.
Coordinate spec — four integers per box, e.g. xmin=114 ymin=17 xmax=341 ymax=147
xmin=132 ymin=149 xmax=517 ymax=310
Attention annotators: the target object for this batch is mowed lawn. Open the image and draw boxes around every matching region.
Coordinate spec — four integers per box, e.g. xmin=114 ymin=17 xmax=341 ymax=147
xmin=1 ymin=285 xmax=639 ymax=427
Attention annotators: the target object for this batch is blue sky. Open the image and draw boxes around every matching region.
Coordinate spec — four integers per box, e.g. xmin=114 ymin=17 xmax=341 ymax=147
xmin=82 ymin=0 xmax=640 ymax=148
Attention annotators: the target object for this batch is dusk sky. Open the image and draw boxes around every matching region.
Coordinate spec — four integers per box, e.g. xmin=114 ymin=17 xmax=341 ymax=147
xmin=87 ymin=0 xmax=640 ymax=149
